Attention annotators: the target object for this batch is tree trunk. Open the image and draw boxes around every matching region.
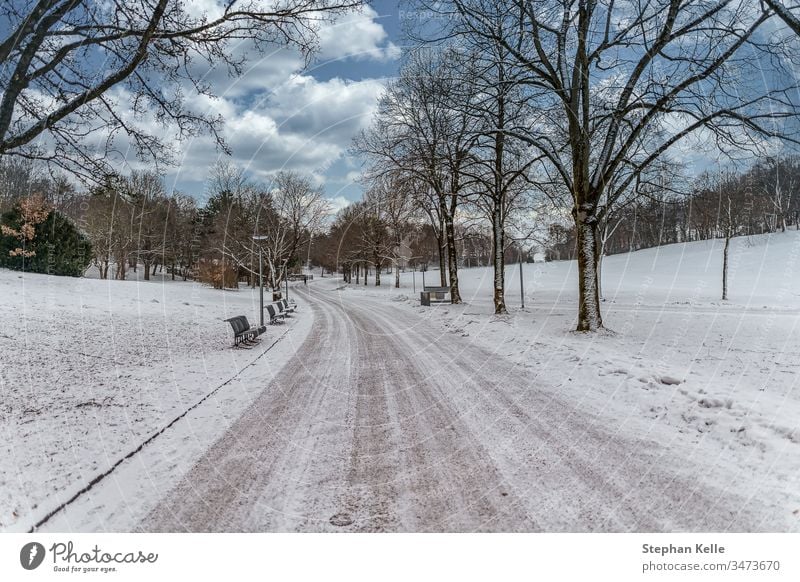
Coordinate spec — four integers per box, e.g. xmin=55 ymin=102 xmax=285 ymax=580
xmin=444 ymin=216 xmax=462 ymax=304
xmin=356 ymin=263 xmax=360 ymax=284
xmin=722 ymin=234 xmax=730 ymax=300
xmin=598 ymin=221 xmax=608 ymax=302
xmin=375 ymin=256 xmax=381 ymax=286
xmin=597 ymin=251 xmax=605 ymax=302
xmin=395 ymin=260 xmax=400 ymax=288
xmin=171 ymin=262 xmax=176 ymax=280
xmin=143 ymin=259 xmax=151 ymax=281
xmin=438 ymin=237 xmax=447 ymax=287
xmin=575 ymin=216 xmax=603 ymax=331
xmin=492 ymin=208 xmax=506 ymax=314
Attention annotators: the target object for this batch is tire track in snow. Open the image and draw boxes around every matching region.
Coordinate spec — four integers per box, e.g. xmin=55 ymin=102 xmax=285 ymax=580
xmin=140 ymin=285 xmax=770 ymax=531
xmin=141 ymin=301 xmax=356 ymax=531
xmin=360 ymin=293 xmax=770 ymax=531
xmin=27 ymin=327 xmax=291 ymax=533
xmin=141 ymin=287 xmax=538 ymax=531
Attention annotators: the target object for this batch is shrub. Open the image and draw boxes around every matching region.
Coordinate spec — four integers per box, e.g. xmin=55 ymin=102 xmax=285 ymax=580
xmin=0 ymin=203 xmax=92 ymax=277
xmin=197 ymin=259 xmax=239 ymax=289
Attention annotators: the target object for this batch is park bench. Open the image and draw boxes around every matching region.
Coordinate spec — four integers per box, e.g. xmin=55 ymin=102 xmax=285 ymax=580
xmin=274 ymin=300 xmax=292 ymax=318
xmin=265 ymin=303 xmax=285 ymax=324
xmin=278 ymin=299 xmax=296 ymax=314
xmin=225 ymin=316 xmax=266 ymax=347
xmin=420 ymin=285 xmax=450 ymax=306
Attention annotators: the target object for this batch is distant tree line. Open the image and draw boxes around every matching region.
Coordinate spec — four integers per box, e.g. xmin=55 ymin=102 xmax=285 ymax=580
xmin=0 ymin=0 xmax=362 ymax=284
xmin=329 ymin=0 xmax=800 ymax=330
xmin=545 ymin=157 xmax=800 ymax=262
xmin=0 ymin=159 xmax=329 ymax=288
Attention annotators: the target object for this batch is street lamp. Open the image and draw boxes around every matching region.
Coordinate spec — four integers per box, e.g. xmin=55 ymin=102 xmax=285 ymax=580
xmin=519 ymin=250 xmax=525 ymax=309
xmin=282 ymin=258 xmax=289 ymax=302
xmin=252 ymin=235 xmax=268 ymax=326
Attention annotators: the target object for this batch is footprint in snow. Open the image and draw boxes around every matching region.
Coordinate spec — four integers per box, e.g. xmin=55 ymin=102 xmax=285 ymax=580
xmin=659 ymin=375 xmax=683 ymax=385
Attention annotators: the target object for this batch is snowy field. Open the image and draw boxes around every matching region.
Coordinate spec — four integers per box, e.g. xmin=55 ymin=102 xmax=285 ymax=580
xmin=0 ymin=270 xmax=311 ymax=532
xmin=1 ymin=230 xmax=798 ymax=532
xmin=327 ymin=230 xmax=800 ymax=530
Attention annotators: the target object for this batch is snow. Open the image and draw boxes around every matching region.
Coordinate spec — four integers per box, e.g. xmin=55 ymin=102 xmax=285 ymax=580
xmin=323 ymin=230 xmax=800 ymax=530
xmin=1 ymin=230 xmax=798 ymax=532
xmin=0 ymin=271 xmax=311 ymax=532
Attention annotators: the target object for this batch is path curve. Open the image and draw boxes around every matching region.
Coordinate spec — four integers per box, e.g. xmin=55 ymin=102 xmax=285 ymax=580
xmin=141 ymin=285 xmax=768 ymax=532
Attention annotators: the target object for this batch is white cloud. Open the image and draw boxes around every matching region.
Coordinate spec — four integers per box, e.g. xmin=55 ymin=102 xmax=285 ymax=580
xmin=187 ymin=5 xmax=398 ymax=100
xmin=163 ymin=5 xmax=397 ymax=192
xmin=91 ymin=5 xmax=397 ymax=197
xmin=327 ymin=195 xmax=353 ymax=212
xmin=318 ymin=6 xmax=401 ymax=62
xmin=166 ymin=74 xmax=385 ymax=188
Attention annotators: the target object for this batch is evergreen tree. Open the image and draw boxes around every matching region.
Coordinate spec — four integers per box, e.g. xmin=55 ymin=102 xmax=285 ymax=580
xmin=0 ymin=203 xmax=92 ymax=277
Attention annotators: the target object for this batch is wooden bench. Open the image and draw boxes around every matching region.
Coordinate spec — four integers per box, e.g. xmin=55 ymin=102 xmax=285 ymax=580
xmin=274 ymin=300 xmax=292 ymax=318
xmin=420 ymin=285 xmax=450 ymax=306
xmin=278 ymin=299 xmax=296 ymax=314
xmin=225 ymin=316 xmax=266 ymax=347
xmin=265 ymin=303 xmax=285 ymax=324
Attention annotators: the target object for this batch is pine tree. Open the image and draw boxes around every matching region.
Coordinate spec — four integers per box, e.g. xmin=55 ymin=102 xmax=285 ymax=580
xmin=0 ymin=197 xmax=92 ymax=277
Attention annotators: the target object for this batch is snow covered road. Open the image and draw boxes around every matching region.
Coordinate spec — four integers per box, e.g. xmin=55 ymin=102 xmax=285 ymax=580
xmin=140 ymin=284 xmax=773 ymax=532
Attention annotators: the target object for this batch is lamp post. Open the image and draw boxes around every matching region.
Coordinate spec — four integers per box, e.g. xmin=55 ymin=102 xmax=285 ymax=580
xmin=283 ymin=259 xmax=289 ymax=302
xmin=252 ymin=235 xmax=268 ymax=326
xmin=307 ymin=234 xmax=312 ymax=274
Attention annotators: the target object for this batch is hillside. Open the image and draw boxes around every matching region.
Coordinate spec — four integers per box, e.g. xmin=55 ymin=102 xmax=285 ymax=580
xmin=2 ymin=230 xmax=798 ymax=532
xmin=0 ymin=270 xmax=311 ymax=531
xmin=328 ymin=230 xmax=800 ymax=530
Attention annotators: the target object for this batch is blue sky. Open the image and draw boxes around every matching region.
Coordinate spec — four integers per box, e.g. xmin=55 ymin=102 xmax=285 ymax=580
xmin=154 ymin=2 xmax=407 ymax=209
xmin=8 ymin=1 xmax=797 ymax=205
xmin=151 ymin=0 xmax=798 ymax=210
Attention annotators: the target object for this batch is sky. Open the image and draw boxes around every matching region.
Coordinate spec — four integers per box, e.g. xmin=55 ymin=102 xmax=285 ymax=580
xmin=7 ymin=1 xmax=798 ymax=208
xmin=155 ymin=1 xmax=408 ymax=210
xmin=144 ymin=0 xmax=798 ymax=211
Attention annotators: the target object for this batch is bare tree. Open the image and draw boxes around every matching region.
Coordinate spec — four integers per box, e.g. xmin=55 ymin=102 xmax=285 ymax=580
xmin=752 ymin=157 xmax=798 ymax=232
xmin=122 ymin=171 xmax=168 ymax=280
xmin=167 ymin=192 xmax=199 ymax=280
xmin=714 ymin=172 xmax=744 ymax=301
xmin=430 ymin=0 xmax=800 ymax=330
xmin=763 ymin=0 xmax=800 ymax=35
xmin=351 ymin=196 xmax=389 ymax=286
xmin=202 ymin=166 xmax=330 ymax=292
xmin=0 ymin=157 xmax=49 ymax=213
xmin=380 ymin=175 xmax=417 ymax=288
xmin=356 ymin=173 xmax=416 ymax=287
xmin=0 ymin=0 xmax=363 ymax=179
xmin=354 ymin=48 xmax=479 ymax=303
xmin=456 ymin=34 xmax=539 ymax=312
xmin=271 ymin=171 xmax=331 ymax=266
